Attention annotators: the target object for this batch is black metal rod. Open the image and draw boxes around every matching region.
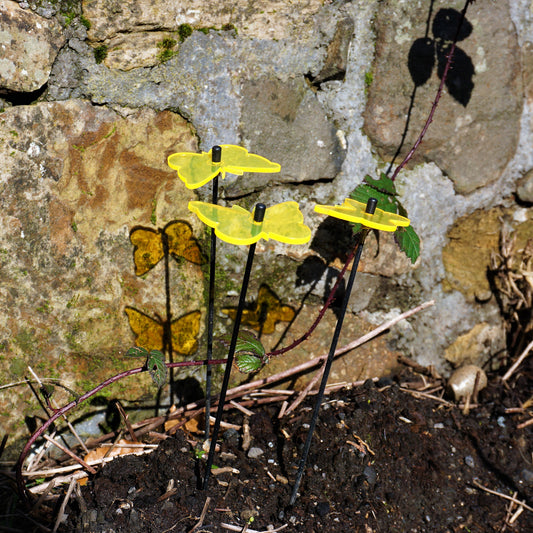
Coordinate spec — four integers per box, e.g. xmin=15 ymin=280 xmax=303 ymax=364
xmin=205 ymin=145 xmax=221 ymax=438
xmin=288 ymin=198 xmax=376 ymax=506
xmin=202 ymin=203 xmax=266 ymax=490
xmin=204 ymin=174 xmax=219 ymax=439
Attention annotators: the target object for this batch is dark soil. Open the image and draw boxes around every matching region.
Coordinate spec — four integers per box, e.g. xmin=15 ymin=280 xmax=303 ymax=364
xmin=62 ymin=368 xmax=532 ymax=533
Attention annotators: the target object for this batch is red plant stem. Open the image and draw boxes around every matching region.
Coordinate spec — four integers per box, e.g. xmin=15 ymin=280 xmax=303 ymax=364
xmin=267 ymin=232 xmax=364 ymax=357
xmin=16 ymin=357 xmax=227 ymax=505
xmin=390 ymin=0 xmax=474 ymax=181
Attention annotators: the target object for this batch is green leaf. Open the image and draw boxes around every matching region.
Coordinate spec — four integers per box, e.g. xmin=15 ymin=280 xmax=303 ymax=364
xmin=146 ymin=350 xmax=167 ymax=388
xmin=395 ymin=225 xmax=420 ymax=263
xmin=234 ymin=330 xmax=265 ymax=358
xmin=235 ymin=353 xmax=264 ymax=374
xmin=126 ymin=346 xmax=149 ymax=358
xmin=350 ymin=183 xmax=398 ymax=214
xmin=364 ymin=172 xmax=397 ymax=195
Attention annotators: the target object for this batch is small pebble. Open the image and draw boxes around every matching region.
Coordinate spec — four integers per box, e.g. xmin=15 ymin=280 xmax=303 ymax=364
xmin=448 ymin=365 xmax=487 ymax=401
xmin=521 ymin=469 xmax=533 ymax=485
xmin=363 ymin=465 xmax=377 ymax=486
xmin=464 ymin=455 xmax=475 ymax=468
xmin=247 ymin=446 xmax=264 ymax=459
xmin=433 ymin=422 xmax=445 ymax=429
xmin=497 ymin=416 xmax=506 ymax=428
xmin=316 ymin=501 xmax=330 ymax=517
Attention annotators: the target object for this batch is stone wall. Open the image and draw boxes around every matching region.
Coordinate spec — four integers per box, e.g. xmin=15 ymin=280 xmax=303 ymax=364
xmin=1 ymin=0 xmax=532 ymax=444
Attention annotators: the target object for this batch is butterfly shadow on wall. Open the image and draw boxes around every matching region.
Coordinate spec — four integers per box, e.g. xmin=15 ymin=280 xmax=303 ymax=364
xmin=222 ymin=284 xmax=296 ymax=340
xmin=124 ymin=220 xmax=205 ymax=403
xmin=129 ymin=220 xmax=205 ymax=276
xmin=124 ymin=307 xmax=201 ymax=358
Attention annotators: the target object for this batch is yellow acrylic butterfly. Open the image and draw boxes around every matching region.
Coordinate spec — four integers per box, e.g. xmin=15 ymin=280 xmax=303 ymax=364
xmin=124 ymin=307 xmax=201 ymax=356
xmin=223 ymin=285 xmax=294 ymax=335
xmin=167 ymin=144 xmax=281 ymax=190
xmin=188 ymin=201 xmax=311 ymax=245
xmin=130 ymin=221 xmax=204 ymax=276
xmin=314 ymin=198 xmax=410 ymax=232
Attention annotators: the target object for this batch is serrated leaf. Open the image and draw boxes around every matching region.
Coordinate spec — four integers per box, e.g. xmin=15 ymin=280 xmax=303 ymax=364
xmin=235 ymin=353 xmax=264 ymax=374
xmin=218 ymin=330 xmax=266 ymax=358
xmin=234 ymin=330 xmax=265 ymax=358
xmin=147 ymin=350 xmax=167 ymax=388
xmin=395 ymin=225 xmax=420 ymax=264
xmin=350 ymin=183 xmax=398 ymax=214
xmin=126 ymin=346 xmax=149 ymax=358
xmin=364 ymin=173 xmax=397 ymax=195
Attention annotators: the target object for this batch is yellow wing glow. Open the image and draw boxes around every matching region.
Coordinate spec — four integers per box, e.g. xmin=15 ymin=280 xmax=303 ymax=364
xmin=168 ymin=144 xmax=281 ymax=189
xmin=314 ymin=198 xmax=410 ymax=232
xmin=188 ymin=201 xmax=311 ymax=245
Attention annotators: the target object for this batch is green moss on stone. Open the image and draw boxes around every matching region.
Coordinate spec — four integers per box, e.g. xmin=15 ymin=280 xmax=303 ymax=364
xmin=157 ymin=37 xmax=178 ymax=62
xmin=94 ymin=45 xmax=108 ymax=64
xmin=178 ymin=24 xmax=193 ymax=42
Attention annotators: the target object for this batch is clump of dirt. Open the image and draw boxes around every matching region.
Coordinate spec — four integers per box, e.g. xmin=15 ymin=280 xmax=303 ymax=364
xmin=62 ymin=367 xmax=532 ymax=533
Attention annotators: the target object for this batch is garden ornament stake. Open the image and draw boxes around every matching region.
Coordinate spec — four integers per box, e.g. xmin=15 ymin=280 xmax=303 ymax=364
xmin=288 ymin=197 xmax=410 ymax=506
xmin=205 ymin=145 xmax=221 ymax=438
xmin=168 ymin=144 xmax=280 ymax=437
xmin=187 ymin=199 xmax=311 ymax=489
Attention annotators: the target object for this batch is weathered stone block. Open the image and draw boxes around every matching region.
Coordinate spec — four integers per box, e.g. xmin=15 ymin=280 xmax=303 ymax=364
xmin=0 ymin=0 xmax=65 ymax=92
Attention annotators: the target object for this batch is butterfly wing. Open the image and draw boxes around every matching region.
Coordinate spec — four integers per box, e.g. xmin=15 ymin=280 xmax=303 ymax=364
xmin=168 ymin=151 xmax=222 ymax=189
xmin=168 ymin=145 xmax=280 ymax=190
xmin=262 ymin=202 xmax=312 ymax=244
xmin=189 ymin=201 xmax=262 ymax=245
xmin=125 ymin=307 xmax=164 ymax=351
xmin=170 ymin=311 xmax=201 ymax=356
xmin=315 ymin=198 xmax=410 ymax=232
xmin=218 ymin=145 xmax=281 ymax=175
xmin=130 ymin=228 xmax=165 ymax=276
xmin=164 ymin=221 xmax=204 ymax=265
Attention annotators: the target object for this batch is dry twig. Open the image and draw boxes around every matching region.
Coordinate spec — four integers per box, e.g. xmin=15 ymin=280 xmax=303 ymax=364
xmin=472 ymin=480 xmax=533 ymax=513
xmin=188 ymin=496 xmax=211 ymax=533
xmin=220 ymin=523 xmax=288 ymax=533
xmin=502 ymin=339 xmax=533 ymax=382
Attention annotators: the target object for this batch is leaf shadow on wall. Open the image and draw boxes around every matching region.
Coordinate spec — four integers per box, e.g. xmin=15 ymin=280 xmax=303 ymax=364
xmin=388 ymin=2 xmax=475 ymax=174
xmin=293 ymin=217 xmax=356 ymax=327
